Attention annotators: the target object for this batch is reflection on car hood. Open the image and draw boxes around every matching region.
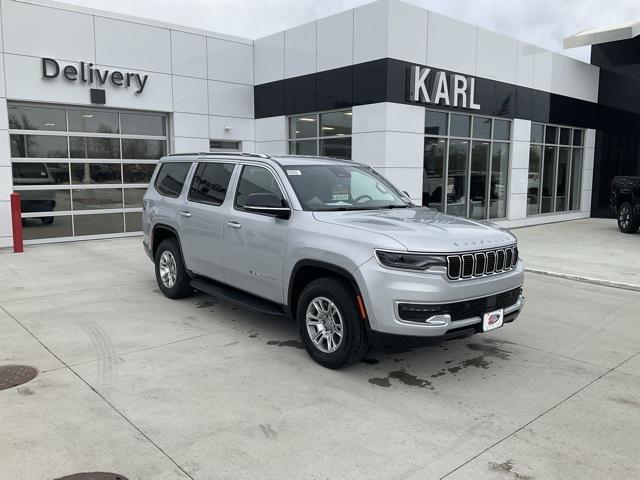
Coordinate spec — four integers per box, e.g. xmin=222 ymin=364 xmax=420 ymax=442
xmin=312 ymin=207 xmax=516 ymax=252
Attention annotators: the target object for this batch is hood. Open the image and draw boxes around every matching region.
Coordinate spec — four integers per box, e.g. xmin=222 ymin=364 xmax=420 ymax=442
xmin=312 ymin=207 xmax=516 ymax=253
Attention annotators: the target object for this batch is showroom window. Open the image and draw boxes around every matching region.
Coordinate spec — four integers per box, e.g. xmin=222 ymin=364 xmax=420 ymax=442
xmin=423 ymin=110 xmax=511 ymax=220
xmin=288 ymin=110 xmax=352 ymax=159
xmin=9 ymin=103 xmax=168 ymax=242
xmin=527 ymin=123 xmax=583 ymax=215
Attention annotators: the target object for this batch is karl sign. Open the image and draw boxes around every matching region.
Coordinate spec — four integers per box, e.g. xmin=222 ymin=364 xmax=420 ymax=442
xmin=41 ymin=58 xmax=149 ymax=94
xmin=408 ymin=65 xmax=480 ymax=110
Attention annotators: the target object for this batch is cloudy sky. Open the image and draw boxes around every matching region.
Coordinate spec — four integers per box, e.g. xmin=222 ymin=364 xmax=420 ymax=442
xmin=67 ymin=0 xmax=640 ymax=62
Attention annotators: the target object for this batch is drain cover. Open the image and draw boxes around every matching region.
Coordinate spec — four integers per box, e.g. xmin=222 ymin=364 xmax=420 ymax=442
xmin=55 ymin=474 xmax=129 ymax=480
xmin=0 ymin=365 xmax=38 ymax=391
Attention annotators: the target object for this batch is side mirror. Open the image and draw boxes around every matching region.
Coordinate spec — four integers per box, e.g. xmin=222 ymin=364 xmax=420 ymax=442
xmin=244 ymin=193 xmax=291 ymax=219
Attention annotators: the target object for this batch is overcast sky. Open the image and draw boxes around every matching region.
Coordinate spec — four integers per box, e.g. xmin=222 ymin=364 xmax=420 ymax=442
xmin=67 ymin=0 xmax=640 ymax=62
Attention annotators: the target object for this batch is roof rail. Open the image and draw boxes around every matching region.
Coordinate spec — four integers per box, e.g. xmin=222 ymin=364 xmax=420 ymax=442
xmin=167 ymin=152 xmax=271 ymax=159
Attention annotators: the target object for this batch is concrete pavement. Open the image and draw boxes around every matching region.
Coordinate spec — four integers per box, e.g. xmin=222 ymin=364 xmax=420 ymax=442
xmin=0 ymin=233 xmax=639 ymax=480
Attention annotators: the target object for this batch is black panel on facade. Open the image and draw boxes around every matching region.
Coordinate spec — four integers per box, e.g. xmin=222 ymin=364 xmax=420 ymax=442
xmin=254 ymin=81 xmax=285 ymax=119
xmin=90 ymin=89 xmax=106 ymax=104
xmin=284 ymin=74 xmax=317 ymax=115
xmin=353 ymin=59 xmax=388 ymax=106
xmin=317 ymin=66 xmax=353 ymax=111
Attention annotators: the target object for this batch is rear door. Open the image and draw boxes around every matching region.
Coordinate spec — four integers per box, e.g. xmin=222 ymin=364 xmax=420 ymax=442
xmin=222 ymin=164 xmax=290 ymax=303
xmin=179 ymin=161 xmax=237 ymax=281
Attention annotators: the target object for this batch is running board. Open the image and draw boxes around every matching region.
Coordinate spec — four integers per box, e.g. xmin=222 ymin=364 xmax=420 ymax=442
xmin=190 ymin=277 xmax=286 ymax=317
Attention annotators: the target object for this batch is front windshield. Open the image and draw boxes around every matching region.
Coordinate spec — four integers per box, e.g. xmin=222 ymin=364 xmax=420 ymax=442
xmin=285 ymin=164 xmax=412 ymax=211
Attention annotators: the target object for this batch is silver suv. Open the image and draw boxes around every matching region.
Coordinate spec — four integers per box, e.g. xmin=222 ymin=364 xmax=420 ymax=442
xmin=142 ymin=153 xmax=525 ymax=368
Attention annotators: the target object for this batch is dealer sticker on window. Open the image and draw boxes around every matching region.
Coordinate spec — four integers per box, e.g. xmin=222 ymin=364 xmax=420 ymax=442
xmin=482 ymin=308 xmax=504 ymax=332
xmin=286 ymin=169 xmax=302 ymax=176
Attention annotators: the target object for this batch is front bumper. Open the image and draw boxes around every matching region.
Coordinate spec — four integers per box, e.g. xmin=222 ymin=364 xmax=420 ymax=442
xmin=354 ymin=256 xmax=525 ymax=339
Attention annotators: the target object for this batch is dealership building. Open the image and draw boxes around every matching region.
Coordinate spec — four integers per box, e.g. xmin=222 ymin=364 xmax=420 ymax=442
xmin=0 ymin=0 xmax=637 ymax=246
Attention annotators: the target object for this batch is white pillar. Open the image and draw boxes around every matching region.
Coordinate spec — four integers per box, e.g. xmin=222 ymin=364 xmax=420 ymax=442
xmin=507 ymin=119 xmax=530 ymax=224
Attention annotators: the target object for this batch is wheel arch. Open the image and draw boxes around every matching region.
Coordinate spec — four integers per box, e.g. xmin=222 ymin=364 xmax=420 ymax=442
xmin=151 ymin=223 xmax=186 ymax=265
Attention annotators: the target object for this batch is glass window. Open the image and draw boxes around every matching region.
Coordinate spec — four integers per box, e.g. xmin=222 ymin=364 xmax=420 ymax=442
xmin=22 ymin=215 xmax=73 ymax=240
xmin=472 ymin=117 xmax=492 ymax=139
xmin=71 ymin=163 xmax=121 ymax=184
xmin=73 ymin=213 xmax=124 ymax=236
xmin=69 ymin=137 xmax=120 ymax=159
xmin=527 ymin=145 xmax=542 ymax=215
xmin=68 ymin=110 xmax=119 ymax=133
xmin=425 ymin=110 xmax=448 ymax=136
xmin=9 ymin=105 xmax=66 ymax=131
xmin=125 ymin=211 xmax=143 ymax=232
xmin=12 ymin=162 xmax=69 ymax=185
xmin=124 ymin=188 xmax=145 ymax=208
xmin=235 ymin=165 xmax=285 ymax=211
xmin=493 ymin=120 xmax=510 ymax=141
xmin=469 ymin=141 xmax=489 ymax=220
xmin=573 ymin=129 xmax=583 ymax=146
xmin=19 ymin=190 xmax=71 ymax=213
xmin=447 ymin=139 xmax=469 ymax=217
xmin=289 ymin=140 xmax=317 ymax=156
xmin=122 ymin=139 xmax=167 ymax=159
xmin=72 ymin=188 xmax=123 ymax=210
xmin=10 ymin=134 xmax=68 ymax=158
xmin=531 ymin=123 xmax=544 ymax=144
xmin=285 ymin=165 xmax=408 ymax=211
xmin=289 ymin=115 xmax=317 ymax=139
xmin=320 ymin=137 xmax=351 ymax=159
xmin=320 ymin=111 xmax=352 ymax=136
xmin=423 ymin=138 xmax=446 ymax=211
xmin=545 ymin=125 xmax=558 ymax=144
xmin=450 ymin=114 xmax=470 ymax=137
xmin=541 ymin=146 xmax=556 ymax=213
xmin=489 ymin=142 xmax=509 ymax=219
xmin=569 ymin=149 xmax=582 ymax=210
xmin=210 ymin=140 xmax=241 ymax=151
xmin=155 ymin=162 xmax=191 ymax=198
xmin=555 ymin=148 xmax=570 ymax=212
xmin=559 ymin=128 xmax=571 ymax=146
xmin=123 ymin=163 xmax=156 ymax=183
xmin=120 ymin=113 xmax=166 ymax=136
xmin=188 ymin=162 xmax=235 ymax=206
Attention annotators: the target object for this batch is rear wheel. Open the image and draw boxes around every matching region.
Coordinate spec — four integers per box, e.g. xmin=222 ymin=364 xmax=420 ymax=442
xmin=154 ymin=238 xmax=192 ymax=298
xmin=297 ymin=277 xmax=369 ymax=369
xmin=617 ymin=201 xmax=639 ymax=233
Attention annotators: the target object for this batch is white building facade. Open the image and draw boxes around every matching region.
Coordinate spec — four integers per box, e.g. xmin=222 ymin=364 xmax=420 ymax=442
xmin=0 ymin=0 xmax=600 ymax=246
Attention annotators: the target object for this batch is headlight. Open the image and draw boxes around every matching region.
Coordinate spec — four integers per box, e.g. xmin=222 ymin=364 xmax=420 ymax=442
xmin=375 ymin=250 xmax=446 ymax=271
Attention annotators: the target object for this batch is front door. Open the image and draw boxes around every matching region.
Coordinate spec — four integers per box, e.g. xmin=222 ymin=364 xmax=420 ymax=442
xmin=179 ymin=161 xmax=236 ymax=281
xmin=223 ymin=164 xmax=289 ymax=303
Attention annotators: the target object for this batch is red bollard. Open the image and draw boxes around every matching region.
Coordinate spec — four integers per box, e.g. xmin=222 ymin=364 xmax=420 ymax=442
xmin=10 ymin=192 xmax=23 ymax=253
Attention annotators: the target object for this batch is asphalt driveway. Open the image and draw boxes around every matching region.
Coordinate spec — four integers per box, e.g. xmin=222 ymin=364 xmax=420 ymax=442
xmin=0 ymin=228 xmax=639 ymax=479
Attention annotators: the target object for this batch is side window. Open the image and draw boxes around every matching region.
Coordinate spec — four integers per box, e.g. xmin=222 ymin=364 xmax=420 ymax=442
xmin=235 ymin=165 xmax=285 ymax=210
xmin=154 ymin=162 xmax=191 ymax=198
xmin=188 ymin=162 xmax=235 ymax=206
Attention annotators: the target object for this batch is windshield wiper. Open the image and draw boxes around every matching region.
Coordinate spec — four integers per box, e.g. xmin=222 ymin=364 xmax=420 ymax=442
xmin=379 ymin=204 xmax=411 ymax=209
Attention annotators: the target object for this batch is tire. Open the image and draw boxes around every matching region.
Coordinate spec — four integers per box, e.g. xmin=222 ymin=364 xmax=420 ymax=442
xmin=40 ymin=217 xmax=54 ymax=225
xmin=296 ymin=277 xmax=369 ymax=369
xmin=617 ymin=201 xmax=639 ymax=234
xmin=154 ymin=238 xmax=193 ymax=299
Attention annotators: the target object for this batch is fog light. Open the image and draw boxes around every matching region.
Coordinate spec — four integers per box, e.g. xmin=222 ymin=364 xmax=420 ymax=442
xmin=398 ymin=303 xmax=443 ymax=321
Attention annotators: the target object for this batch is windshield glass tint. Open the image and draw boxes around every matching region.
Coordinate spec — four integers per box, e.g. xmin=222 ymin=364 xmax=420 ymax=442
xmin=286 ymin=165 xmax=409 ymax=211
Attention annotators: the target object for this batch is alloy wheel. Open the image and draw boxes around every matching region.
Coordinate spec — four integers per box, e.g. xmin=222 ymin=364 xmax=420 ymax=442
xmin=305 ymin=296 xmax=344 ymax=353
xmin=159 ymin=251 xmax=177 ymax=288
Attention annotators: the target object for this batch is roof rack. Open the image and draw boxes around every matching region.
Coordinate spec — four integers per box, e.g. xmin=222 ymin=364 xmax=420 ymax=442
xmin=167 ymin=152 xmax=271 ymax=159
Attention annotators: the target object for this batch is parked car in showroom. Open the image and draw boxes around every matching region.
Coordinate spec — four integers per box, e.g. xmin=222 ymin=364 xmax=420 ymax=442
xmin=142 ymin=153 xmax=525 ymax=369
xmin=610 ymin=176 xmax=640 ymax=233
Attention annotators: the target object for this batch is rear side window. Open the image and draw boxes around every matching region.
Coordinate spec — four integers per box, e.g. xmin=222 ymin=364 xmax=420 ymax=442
xmin=235 ymin=165 xmax=285 ymax=210
xmin=154 ymin=162 xmax=191 ymax=198
xmin=188 ymin=162 xmax=235 ymax=206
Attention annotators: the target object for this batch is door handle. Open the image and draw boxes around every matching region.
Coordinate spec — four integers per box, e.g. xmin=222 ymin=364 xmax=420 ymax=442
xmin=226 ymin=220 xmax=242 ymax=229
xmin=178 ymin=211 xmax=191 ymax=217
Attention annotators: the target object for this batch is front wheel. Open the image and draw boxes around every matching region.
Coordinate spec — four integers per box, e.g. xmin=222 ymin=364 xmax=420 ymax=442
xmin=617 ymin=201 xmax=639 ymax=233
xmin=154 ymin=238 xmax=193 ymax=299
xmin=297 ymin=277 xmax=369 ymax=369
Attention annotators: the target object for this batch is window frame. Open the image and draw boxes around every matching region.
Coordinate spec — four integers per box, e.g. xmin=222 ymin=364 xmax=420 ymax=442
xmin=187 ymin=161 xmax=236 ymax=207
xmin=423 ymin=109 xmax=511 ymax=220
xmin=287 ymin=109 xmax=353 ymax=159
xmin=528 ymin=122 xmax=585 ymax=216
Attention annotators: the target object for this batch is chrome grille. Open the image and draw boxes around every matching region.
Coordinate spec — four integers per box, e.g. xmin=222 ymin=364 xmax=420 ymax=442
xmin=447 ymin=245 xmax=518 ymax=280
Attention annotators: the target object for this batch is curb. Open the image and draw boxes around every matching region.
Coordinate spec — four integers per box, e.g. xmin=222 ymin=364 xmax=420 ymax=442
xmin=525 ymin=268 xmax=640 ymax=293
